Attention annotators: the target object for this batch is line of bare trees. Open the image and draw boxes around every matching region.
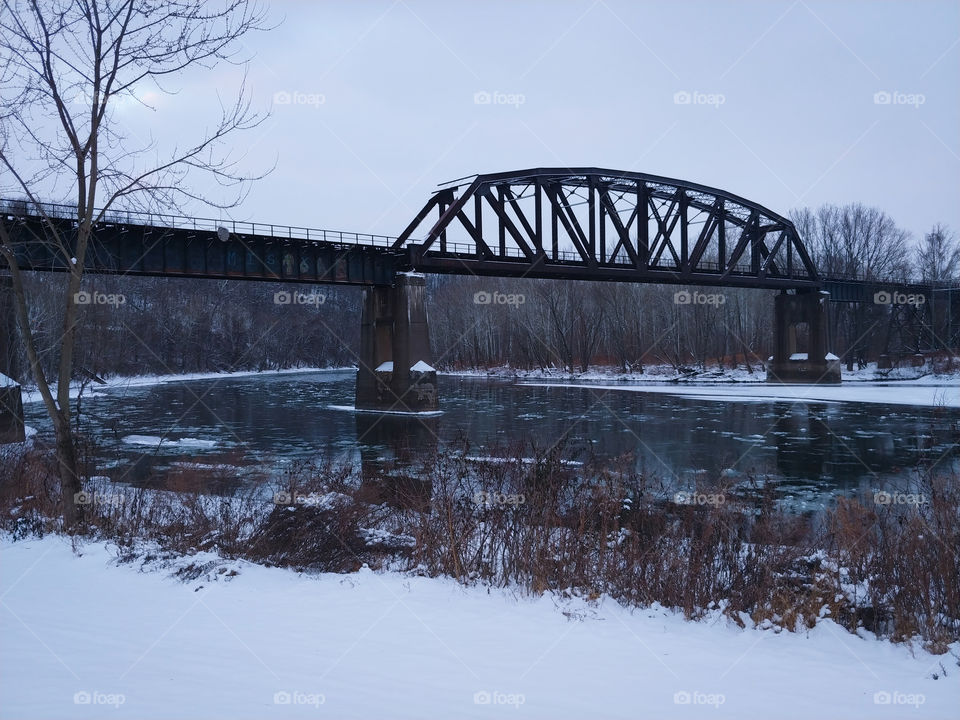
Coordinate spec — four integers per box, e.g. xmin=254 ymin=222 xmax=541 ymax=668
xmin=794 ymin=207 xmax=960 ymax=369
xmin=429 ymin=277 xmax=773 ymax=373
xmin=4 ymin=274 xmax=360 ymax=384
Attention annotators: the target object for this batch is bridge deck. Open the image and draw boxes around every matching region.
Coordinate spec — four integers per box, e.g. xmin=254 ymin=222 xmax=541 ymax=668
xmin=2 ymin=198 xmax=956 ymax=301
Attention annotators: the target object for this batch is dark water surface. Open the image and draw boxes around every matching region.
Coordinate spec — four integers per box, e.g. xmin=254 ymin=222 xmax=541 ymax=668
xmin=22 ymin=370 xmax=959 ymax=510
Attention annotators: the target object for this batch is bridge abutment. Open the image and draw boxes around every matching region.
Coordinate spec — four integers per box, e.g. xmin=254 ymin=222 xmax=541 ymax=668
xmin=356 ymin=273 xmax=438 ymax=412
xmin=767 ymin=290 xmax=841 ymax=384
xmin=0 ymin=275 xmax=26 ymax=444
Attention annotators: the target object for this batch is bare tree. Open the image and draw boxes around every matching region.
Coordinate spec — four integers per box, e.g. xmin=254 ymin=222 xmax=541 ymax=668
xmin=916 ymin=224 xmax=960 ymax=282
xmin=792 ymin=203 xmax=914 ymax=368
xmin=0 ymin=0 xmax=268 ymax=526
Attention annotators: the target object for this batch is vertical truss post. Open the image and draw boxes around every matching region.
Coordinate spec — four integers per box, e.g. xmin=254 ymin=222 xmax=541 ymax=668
xmin=588 ymin=176 xmax=597 ymax=261
xmin=474 ymin=192 xmax=483 ymax=256
xmin=598 ymin=183 xmax=606 ymax=263
xmin=679 ymin=190 xmax=689 ymax=274
xmin=496 ymin=186 xmax=506 ymax=256
xmin=438 ymin=199 xmax=448 ymax=253
xmin=637 ymin=181 xmax=649 ymax=271
xmin=717 ymin=200 xmax=726 ymax=272
xmin=550 ymin=183 xmax=559 ymax=261
xmin=534 ymin=180 xmax=542 ymax=256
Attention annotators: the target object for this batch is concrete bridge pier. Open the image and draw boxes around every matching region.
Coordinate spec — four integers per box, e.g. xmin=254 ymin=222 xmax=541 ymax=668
xmin=767 ymin=290 xmax=841 ymax=384
xmin=356 ymin=273 xmax=438 ymax=412
xmin=0 ymin=275 xmax=26 ymax=444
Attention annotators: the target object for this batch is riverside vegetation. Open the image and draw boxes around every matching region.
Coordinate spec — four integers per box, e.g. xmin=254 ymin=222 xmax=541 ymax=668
xmin=2 ymin=438 xmax=957 ymax=655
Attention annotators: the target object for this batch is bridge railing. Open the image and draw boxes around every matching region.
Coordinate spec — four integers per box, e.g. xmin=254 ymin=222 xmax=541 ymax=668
xmin=821 ymin=272 xmax=960 ymax=290
xmin=0 ymin=198 xmax=400 ymax=248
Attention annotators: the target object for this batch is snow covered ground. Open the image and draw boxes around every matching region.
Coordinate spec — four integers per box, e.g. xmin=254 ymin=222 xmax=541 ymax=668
xmin=1 ymin=536 xmax=956 ymax=719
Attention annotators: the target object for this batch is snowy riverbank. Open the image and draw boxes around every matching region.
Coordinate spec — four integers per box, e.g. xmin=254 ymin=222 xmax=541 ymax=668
xmin=1 ymin=535 xmax=956 ymax=720
xmin=443 ymin=361 xmax=960 ymax=385
xmin=20 ymin=366 xmax=351 ymax=405
xmin=445 ymin=363 xmax=960 ymax=408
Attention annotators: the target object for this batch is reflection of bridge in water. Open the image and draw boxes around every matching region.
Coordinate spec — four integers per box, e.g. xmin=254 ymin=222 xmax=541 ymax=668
xmin=355 ymin=413 xmax=437 ymax=512
xmin=3 ymin=169 xmax=958 ymax=442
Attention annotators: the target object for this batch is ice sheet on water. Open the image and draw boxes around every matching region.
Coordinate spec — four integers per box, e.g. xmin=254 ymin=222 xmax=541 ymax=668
xmin=122 ymin=435 xmax=217 ymax=449
xmin=328 ymin=404 xmax=443 ymax=417
xmin=521 ymin=381 xmax=960 ymax=408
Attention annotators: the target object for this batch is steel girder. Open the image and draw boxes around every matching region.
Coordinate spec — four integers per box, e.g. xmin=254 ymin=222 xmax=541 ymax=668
xmin=1 ymin=202 xmax=400 ymax=286
xmin=392 ymin=168 xmax=821 ymax=290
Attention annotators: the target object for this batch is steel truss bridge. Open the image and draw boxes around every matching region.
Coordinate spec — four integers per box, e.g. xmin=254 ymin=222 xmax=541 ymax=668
xmin=1 ymin=168 xmax=950 ymax=304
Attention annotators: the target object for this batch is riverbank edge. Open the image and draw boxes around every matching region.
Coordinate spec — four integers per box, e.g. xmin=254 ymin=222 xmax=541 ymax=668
xmin=19 ymin=366 xmax=353 ymax=404
xmin=15 ymin=360 xmax=959 ymax=405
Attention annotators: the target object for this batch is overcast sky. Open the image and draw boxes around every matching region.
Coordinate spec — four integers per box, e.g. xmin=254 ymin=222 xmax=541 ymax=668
xmin=124 ymin=1 xmax=960 ymax=242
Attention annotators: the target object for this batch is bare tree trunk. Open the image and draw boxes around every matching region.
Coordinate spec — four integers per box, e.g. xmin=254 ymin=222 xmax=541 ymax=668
xmin=54 ymin=411 xmax=80 ymax=526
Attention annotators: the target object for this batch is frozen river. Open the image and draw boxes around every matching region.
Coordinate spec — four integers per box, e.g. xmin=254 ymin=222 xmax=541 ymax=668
xmin=22 ymin=369 xmax=960 ymax=511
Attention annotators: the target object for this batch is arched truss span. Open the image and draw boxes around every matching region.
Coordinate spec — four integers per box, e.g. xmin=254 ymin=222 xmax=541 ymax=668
xmin=394 ymin=168 xmax=819 ymax=289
